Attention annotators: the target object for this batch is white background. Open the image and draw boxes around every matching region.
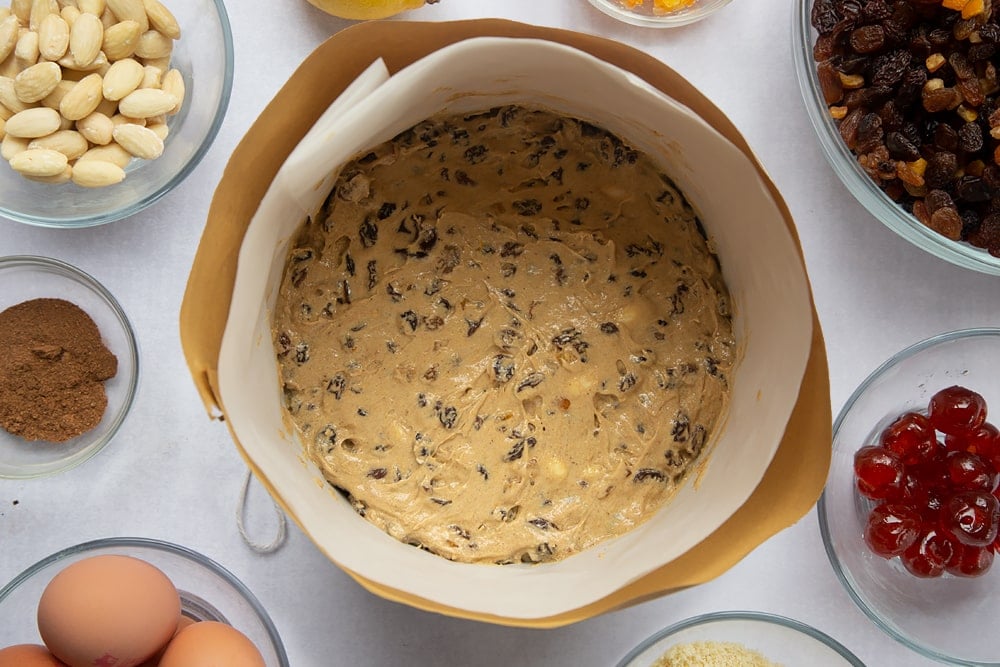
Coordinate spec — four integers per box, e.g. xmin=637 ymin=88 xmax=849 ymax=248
xmin=3 ymin=0 xmax=999 ymax=665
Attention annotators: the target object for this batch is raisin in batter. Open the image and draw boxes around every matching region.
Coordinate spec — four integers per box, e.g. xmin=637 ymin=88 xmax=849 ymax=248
xmin=273 ymin=106 xmax=736 ymax=564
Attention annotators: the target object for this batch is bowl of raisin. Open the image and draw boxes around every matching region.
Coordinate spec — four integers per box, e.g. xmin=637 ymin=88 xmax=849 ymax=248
xmin=794 ymin=0 xmax=1000 ymax=275
xmin=820 ymin=328 xmax=1000 ymax=664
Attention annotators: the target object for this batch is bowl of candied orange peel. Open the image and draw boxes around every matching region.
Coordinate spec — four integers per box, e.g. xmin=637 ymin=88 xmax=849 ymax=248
xmin=586 ymin=0 xmax=733 ymax=27
xmin=820 ymin=328 xmax=1000 ymax=664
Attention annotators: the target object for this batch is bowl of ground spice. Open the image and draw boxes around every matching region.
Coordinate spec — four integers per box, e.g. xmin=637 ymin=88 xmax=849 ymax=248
xmin=0 ymin=256 xmax=139 ymax=479
xmin=795 ymin=0 xmax=1000 ymax=275
xmin=616 ymin=611 xmax=865 ymax=667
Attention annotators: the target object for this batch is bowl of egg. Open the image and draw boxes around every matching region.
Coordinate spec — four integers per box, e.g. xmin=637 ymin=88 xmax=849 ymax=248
xmin=208 ymin=32 xmax=820 ymax=624
xmin=0 ymin=0 xmax=233 ymax=228
xmin=0 ymin=537 xmax=288 ymax=667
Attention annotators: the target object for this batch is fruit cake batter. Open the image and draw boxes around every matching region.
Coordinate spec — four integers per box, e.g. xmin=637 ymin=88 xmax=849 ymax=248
xmin=273 ymin=106 xmax=736 ymax=564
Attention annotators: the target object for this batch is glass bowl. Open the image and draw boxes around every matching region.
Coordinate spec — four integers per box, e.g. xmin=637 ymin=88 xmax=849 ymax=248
xmin=586 ymin=0 xmax=732 ymax=28
xmin=616 ymin=610 xmax=864 ymax=666
xmin=820 ymin=328 xmax=1000 ymax=665
xmin=0 ymin=537 xmax=288 ymax=666
xmin=0 ymin=255 xmax=139 ymax=479
xmin=792 ymin=0 xmax=1000 ymax=276
xmin=0 ymin=0 xmax=233 ymax=228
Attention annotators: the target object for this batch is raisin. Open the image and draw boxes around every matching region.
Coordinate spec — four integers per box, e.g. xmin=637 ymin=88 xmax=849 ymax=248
xmin=933 ymin=123 xmax=959 ymax=152
xmin=929 ymin=207 xmax=963 ymax=240
xmin=886 ymin=131 xmax=921 ymax=161
xmin=958 ymin=122 xmax=983 ymax=153
xmin=956 ymin=176 xmax=991 ymax=203
xmin=871 ymin=49 xmax=910 ymax=88
xmin=851 ymin=24 xmax=885 ymax=53
xmin=926 ymin=152 xmax=957 ymax=189
xmin=855 ymin=112 xmax=884 ymax=153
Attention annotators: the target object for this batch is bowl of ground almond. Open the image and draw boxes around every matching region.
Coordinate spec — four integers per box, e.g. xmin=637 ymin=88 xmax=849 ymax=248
xmin=617 ymin=611 xmax=865 ymax=667
xmin=0 ymin=256 xmax=139 ymax=478
xmin=795 ymin=0 xmax=1000 ymax=274
xmin=0 ymin=0 xmax=232 ymax=228
xmin=215 ymin=35 xmax=815 ymax=621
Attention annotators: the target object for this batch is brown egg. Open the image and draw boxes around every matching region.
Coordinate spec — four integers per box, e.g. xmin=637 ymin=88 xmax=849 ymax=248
xmin=158 ymin=621 xmax=266 ymax=667
xmin=37 ymin=555 xmax=181 ymax=667
xmin=0 ymin=643 xmax=68 ymax=666
xmin=137 ymin=613 xmax=197 ymax=667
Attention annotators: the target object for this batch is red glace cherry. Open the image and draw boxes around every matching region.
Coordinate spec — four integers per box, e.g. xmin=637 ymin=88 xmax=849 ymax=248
xmin=929 ymin=386 xmax=988 ymax=435
xmin=946 ymin=543 xmax=995 ymax=577
xmin=945 ymin=451 xmax=999 ymax=492
xmin=854 ymin=446 xmax=906 ymax=500
xmin=939 ymin=490 xmax=1000 ymax=547
xmin=863 ymin=503 xmax=923 ymax=557
xmin=945 ymin=422 xmax=1000 ymax=457
xmin=901 ymin=528 xmax=955 ymax=578
xmin=880 ymin=412 xmax=938 ymax=465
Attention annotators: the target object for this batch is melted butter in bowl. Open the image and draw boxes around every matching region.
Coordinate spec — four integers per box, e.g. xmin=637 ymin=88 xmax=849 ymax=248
xmin=272 ymin=106 xmax=735 ymax=565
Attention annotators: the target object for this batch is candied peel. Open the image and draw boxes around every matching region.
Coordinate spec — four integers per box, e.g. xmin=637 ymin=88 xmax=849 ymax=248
xmin=619 ymin=0 xmax=697 ymax=14
xmin=941 ymin=0 xmax=988 ymax=19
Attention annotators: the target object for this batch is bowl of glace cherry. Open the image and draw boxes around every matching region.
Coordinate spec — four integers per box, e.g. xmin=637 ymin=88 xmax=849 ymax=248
xmin=857 ymin=384 xmax=999 ymax=578
xmin=820 ymin=328 xmax=1000 ymax=665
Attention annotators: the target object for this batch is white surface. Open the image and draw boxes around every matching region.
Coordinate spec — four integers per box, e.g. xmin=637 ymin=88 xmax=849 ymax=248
xmin=219 ymin=35 xmax=813 ymax=619
xmin=1 ymin=1 xmax=996 ymax=665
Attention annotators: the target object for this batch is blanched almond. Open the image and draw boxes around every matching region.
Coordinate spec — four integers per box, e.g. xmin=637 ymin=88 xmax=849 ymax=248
xmin=59 ymin=71 xmax=101 ymax=120
xmin=1 ymin=132 xmax=28 ymax=159
xmin=112 ymin=121 xmax=159 ymax=158
xmin=133 ymin=28 xmax=169 ymax=59
xmin=142 ymin=0 xmax=178 ymax=39
xmin=146 ymin=120 xmax=166 ymax=140
xmin=40 ymin=78 xmax=72 ymax=108
xmin=138 ymin=62 xmax=158 ymax=88
xmin=5 ymin=106 xmax=60 ymax=137
xmin=110 ymin=111 xmax=141 ymax=126
xmin=71 ymin=158 xmax=124 ymax=186
xmin=94 ymin=95 xmax=116 ymax=115
xmin=0 ymin=15 xmax=19 ymax=64
xmin=0 ymin=115 xmax=5 ymax=140
xmin=101 ymin=19 xmax=140 ymax=60
xmin=14 ymin=60 xmax=61 ymax=103
xmin=0 ymin=103 xmax=11 ymax=120
xmin=24 ymin=163 xmax=71 ymax=183
xmin=77 ymin=141 xmax=129 ymax=167
xmin=76 ymin=109 xmax=113 ymax=144
xmin=78 ymin=0 xmax=107 ymax=16
xmin=0 ymin=76 xmax=33 ymax=112
xmin=101 ymin=56 xmax=141 ymax=100
xmin=160 ymin=69 xmax=185 ymax=115
xmin=38 ymin=13 xmax=69 ymax=60
xmin=29 ymin=0 xmax=54 ymax=31
xmin=60 ymin=5 xmax=79 ymax=26
xmin=28 ymin=128 xmax=87 ymax=159
xmin=117 ymin=86 xmax=173 ymax=117
xmin=68 ymin=11 xmax=102 ymax=67
xmin=106 ymin=0 xmax=147 ymax=32
xmin=9 ymin=146 xmax=67 ymax=176
xmin=11 ymin=0 xmax=31 ymax=24
xmin=15 ymin=29 xmax=39 ymax=67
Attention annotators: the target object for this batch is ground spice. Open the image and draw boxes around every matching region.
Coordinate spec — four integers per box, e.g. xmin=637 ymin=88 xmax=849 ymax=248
xmin=0 ymin=298 xmax=118 ymax=442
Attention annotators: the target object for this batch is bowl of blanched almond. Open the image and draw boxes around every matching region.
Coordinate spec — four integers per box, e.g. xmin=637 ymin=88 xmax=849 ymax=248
xmin=0 ymin=0 xmax=233 ymax=228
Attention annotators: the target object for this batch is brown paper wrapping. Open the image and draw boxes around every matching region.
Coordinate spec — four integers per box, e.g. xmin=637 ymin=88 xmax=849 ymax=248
xmin=179 ymin=18 xmax=831 ymax=627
